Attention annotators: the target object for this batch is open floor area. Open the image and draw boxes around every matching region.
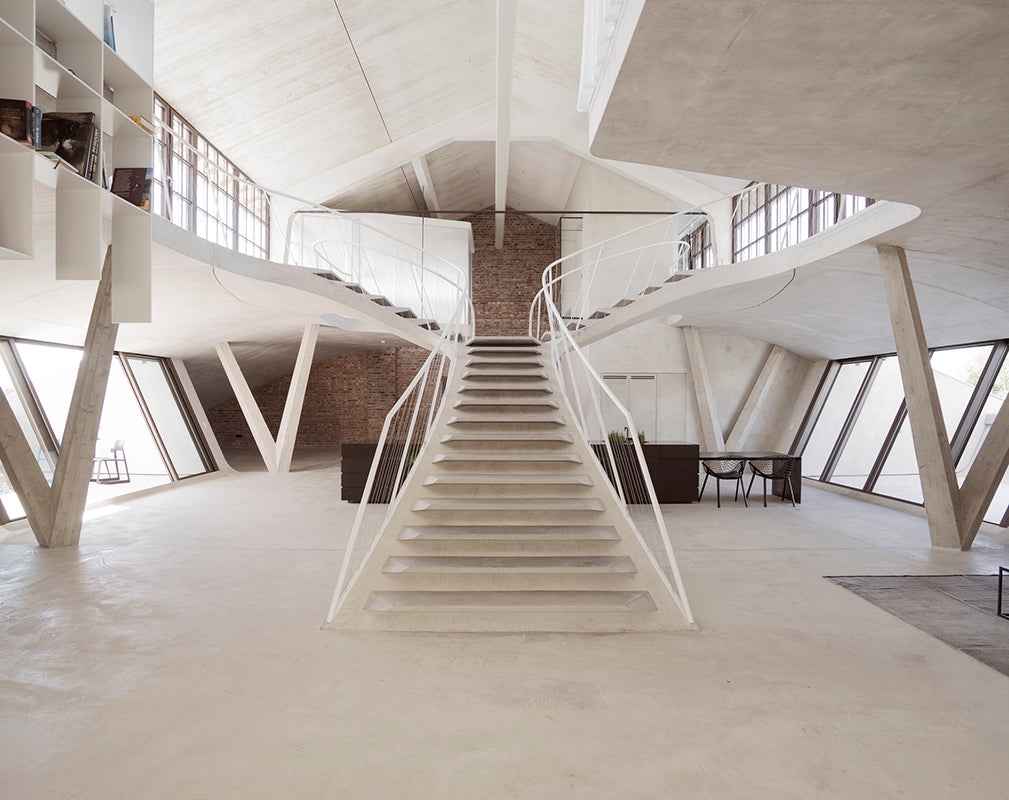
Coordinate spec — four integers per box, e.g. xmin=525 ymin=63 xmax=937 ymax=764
xmin=3 ymin=453 xmax=1009 ymax=798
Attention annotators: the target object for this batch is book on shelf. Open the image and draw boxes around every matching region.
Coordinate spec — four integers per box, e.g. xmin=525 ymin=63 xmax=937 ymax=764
xmin=0 ymin=99 xmax=34 ymax=145
xmin=103 ymin=4 xmax=117 ymax=51
xmin=32 ymin=107 xmax=42 ymax=148
xmin=110 ymin=167 xmax=153 ymax=211
xmin=39 ymin=112 xmax=100 ymax=181
xmin=128 ymin=115 xmax=155 ymax=135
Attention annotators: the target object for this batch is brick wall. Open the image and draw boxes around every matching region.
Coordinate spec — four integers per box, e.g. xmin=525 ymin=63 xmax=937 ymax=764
xmin=204 ymin=211 xmax=558 ymax=448
xmin=469 ymin=211 xmax=558 ymax=336
xmin=205 ymin=347 xmax=429 ymax=448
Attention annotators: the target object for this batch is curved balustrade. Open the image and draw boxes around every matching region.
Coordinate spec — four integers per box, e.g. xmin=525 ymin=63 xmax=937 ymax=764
xmin=153 ymin=121 xmax=473 ymax=337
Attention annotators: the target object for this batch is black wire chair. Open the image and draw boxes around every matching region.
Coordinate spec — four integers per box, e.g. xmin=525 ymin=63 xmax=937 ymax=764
xmin=745 ymin=457 xmax=796 ymax=508
xmin=698 ymin=459 xmax=748 ymax=508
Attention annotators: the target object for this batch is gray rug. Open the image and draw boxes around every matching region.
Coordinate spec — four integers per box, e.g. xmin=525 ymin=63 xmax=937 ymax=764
xmin=828 ymin=574 xmax=1009 ymax=677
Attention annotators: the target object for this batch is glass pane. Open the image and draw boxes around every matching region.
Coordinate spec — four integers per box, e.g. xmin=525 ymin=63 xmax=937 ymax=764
xmin=957 ymin=356 xmax=1009 ymax=522
xmin=87 ymin=360 xmax=171 ymax=503
xmin=872 ymin=419 xmax=922 ymax=503
xmin=932 ymin=345 xmax=992 ymax=438
xmin=831 ymin=357 xmax=905 ymax=489
xmin=14 ymin=341 xmax=81 ymax=444
xmin=126 ymin=356 xmax=209 ymax=478
xmin=0 ymin=354 xmax=56 ymax=519
xmin=874 ymin=345 xmax=993 ymax=503
xmin=800 ymin=360 xmax=871 ymax=479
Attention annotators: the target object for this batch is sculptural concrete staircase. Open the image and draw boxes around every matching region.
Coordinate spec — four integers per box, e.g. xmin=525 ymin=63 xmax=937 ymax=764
xmin=326 ymin=336 xmax=692 ymax=633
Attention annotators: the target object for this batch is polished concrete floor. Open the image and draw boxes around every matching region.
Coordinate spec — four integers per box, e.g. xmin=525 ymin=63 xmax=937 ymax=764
xmin=2 ymin=450 xmax=1009 ymax=799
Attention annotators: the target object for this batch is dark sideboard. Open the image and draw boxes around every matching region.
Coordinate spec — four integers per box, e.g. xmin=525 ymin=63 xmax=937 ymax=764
xmin=591 ymin=442 xmax=700 ymax=503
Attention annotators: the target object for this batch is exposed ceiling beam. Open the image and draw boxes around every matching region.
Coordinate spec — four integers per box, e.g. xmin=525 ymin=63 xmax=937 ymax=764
xmin=292 ymin=101 xmax=496 ymax=205
xmin=411 ymin=156 xmax=441 ymax=218
xmin=495 ymin=0 xmax=517 ymax=249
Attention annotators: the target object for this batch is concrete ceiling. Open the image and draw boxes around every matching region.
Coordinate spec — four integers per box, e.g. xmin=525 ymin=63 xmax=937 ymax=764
xmin=591 ymin=0 xmax=1009 ymax=355
xmin=5 ymin=0 xmax=1005 ymax=396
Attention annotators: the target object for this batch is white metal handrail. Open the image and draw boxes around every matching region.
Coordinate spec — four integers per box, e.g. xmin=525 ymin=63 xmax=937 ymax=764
xmin=312 ymin=238 xmax=471 ymax=327
xmin=532 ymin=260 xmax=694 ymax=623
xmin=325 ymin=295 xmax=467 ymax=623
xmin=154 ymin=121 xmax=472 ymax=332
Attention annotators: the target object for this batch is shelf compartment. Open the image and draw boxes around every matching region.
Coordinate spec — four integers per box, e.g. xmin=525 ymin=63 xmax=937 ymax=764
xmin=34 ymin=0 xmax=102 ymax=95
xmin=0 ymin=19 xmax=33 ymax=106
xmin=0 ymin=141 xmax=34 ymax=258
xmin=102 ymin=45 xmax=152 ymax=121
xmin=0 ymin=0 xmax=34 ymax=41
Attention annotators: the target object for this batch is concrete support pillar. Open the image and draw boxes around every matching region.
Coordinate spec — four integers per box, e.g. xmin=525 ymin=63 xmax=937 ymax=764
xmin=0 ymin=248 xmax=119 ymax=547
xmin=878 ymin=245 xmax=962 ymax=548
xmin=275 ymin=323 xmax=320 ymax=473
xmin=215 ymin=322 xmax=320 ymax=473
xmin=215 ymin=341 xmax=279 ymax=470
xmin=684 ymin=326 xmax=725 ymax=451
xmin=956 ymin=398 xmax=1009 ymax=549
xmin=726 ymin=345 xmax=786 ymax=450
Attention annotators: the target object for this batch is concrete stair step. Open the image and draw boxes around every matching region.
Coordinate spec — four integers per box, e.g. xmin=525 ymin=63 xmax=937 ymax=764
xmin=381 ymin=555 xmax=636 ymax=574
xmin=457 ymin=383 xmax=552 ymax=394
xmin=433 ymin=452 xmax=581 ymax=464
xmin=423 ymin=473 xmax=591 ymax=487
xmin=446 ymin=415 xmax=565 ymax=426
xmin=465 ymin=358 xmax=544 ymax=369
xmin=462 ymin=370 xmax=548 ymax=381
xmin=421 ymin=473 xmax=595 ymax=498
xmin=413 ymin=497 xmax=604 ymax=513
xmin=466 ymin=336 xmax=541 ymax=348
xmin=364 ymin=590 xmax=657 ymax=613
xmin=452 ymin=397 xmax=559 ymax=409
xmin=400 ymin=524 xmax=619 ymax=541
xmin=441 ymin=432 xmax=573 ymax=445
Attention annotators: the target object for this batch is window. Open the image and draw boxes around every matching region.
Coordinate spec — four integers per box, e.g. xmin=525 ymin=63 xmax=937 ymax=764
xmin=0 ymin=337 xmax=214 ymax=524
xmin=795 ymin=340 xmax=1009 ymax=525
xmin=152 ymin=96 xmax=270 ymax=260
xmin=680 ymin=215 xmax=713 ymax=270
xmin=732 ymin=183 xmax=874 ymax=263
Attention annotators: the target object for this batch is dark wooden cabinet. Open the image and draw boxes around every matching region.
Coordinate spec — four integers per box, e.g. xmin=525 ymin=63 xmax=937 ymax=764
xmin=591 ymin=442 xmax=700 ymax=503
xmin=341 ymin=443 xmax=419 ymax=503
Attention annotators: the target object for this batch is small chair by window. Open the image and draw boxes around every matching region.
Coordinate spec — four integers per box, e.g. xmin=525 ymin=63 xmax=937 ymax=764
xmin=698 ymin=459 xmax=748 ymax=508
xmin=92 ymin=440 xmax=130 ymax=484
xmin=746 ymin=457 xmax=795 ymax=508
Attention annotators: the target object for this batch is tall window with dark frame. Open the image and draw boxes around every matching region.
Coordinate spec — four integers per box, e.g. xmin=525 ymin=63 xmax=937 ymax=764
xmin=681 ymin=215 xmax=713 ymax=270
xmin=151 ymin=96 xmax=270 ymax=259
xmin=732 ymin=183 xmax=874 ymax=263
xmin=792 ymin=340 xmax=1009 ymax=527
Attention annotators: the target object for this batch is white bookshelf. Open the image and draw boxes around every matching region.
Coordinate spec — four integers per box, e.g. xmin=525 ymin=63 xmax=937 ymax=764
xmin=0 ymin=0 xmax=153 ymax=322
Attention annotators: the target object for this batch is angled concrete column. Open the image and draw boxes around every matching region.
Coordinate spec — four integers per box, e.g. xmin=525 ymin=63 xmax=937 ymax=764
xmin=684 ymin=327 xmax=725 ymax=451
xmin=0 ymin=396 xmax=51 ymax=536
xmin=216 ymin=323 xmax=320 ymax=473
xmin=956 ymin=398 xmax=1009 ymax=549
xmin=0 ymin=248 xmax=119 ymax=547
xmin=878 ymin=245 xmax=962 ymax=548
xmin=275 ymin=323 xmax=320 ymax=473
xmin=726 ymin=345 xmax=787 ymax=450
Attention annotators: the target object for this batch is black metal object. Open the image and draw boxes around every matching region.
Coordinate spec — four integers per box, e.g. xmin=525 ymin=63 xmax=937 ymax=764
xmin=999 ymin=567 xmax=1009 ymax=620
